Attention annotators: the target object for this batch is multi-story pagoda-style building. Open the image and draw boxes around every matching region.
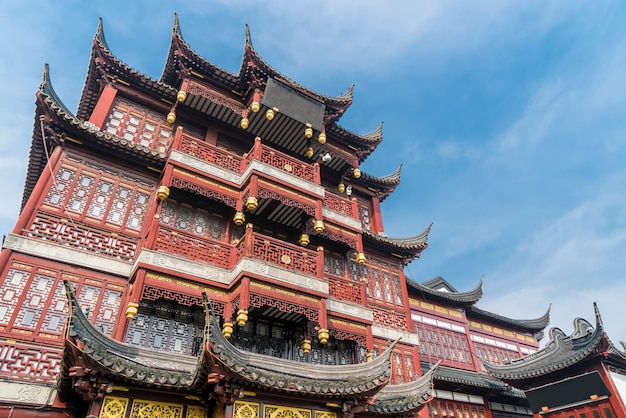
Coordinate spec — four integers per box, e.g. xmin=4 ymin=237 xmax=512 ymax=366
xmin=0 ymin=16 xmax=436 ymax=418
xmin=0 ymin=14 xmax=576 ymax=418
xmin=483 ymin=303 xmax=626 ymax=417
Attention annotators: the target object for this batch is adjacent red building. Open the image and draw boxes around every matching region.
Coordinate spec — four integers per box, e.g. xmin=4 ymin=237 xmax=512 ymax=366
xmin=0 ymin=14 xmax=584 ymax=418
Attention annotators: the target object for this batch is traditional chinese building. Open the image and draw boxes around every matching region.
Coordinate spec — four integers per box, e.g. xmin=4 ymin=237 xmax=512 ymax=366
xmin=0 ymin=15 xmax=438 ymax=418
xmin=0 ymin=13 xmax=572 ymax=418
xmin=482 ymin=303 xmax=626 ymax=418
xmin=406 ymin=277 xmax=550 ymax=418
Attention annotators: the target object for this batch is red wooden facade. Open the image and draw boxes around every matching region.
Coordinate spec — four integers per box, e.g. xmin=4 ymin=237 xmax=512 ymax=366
xmin=0 ymin=15 xmax=578 ymax=418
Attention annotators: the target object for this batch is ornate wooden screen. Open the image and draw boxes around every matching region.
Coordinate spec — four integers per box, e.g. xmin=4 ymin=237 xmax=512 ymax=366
xmin=414 ymin=322 xmax=473 ymax=369
xmin=103 ymin=97 xmax=204 ymax=153
xmin=125 ymin=299 xmax=205 ymax=356
xmin=427 ymin=400 xmax=486 ymax=418
xmin=0 ymin=259 xmax=124 ymax=343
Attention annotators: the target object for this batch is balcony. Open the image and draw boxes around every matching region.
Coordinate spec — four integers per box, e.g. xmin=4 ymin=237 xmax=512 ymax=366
xmin=151 ymin=223 xmax=322 ymax=278
xmin=177 ymin=133 xmax=319 ymax=184
xmin=150 ymin=222 xmax=367 ymax=304
xmin=172 ymin=133 xmax=360 ymax=229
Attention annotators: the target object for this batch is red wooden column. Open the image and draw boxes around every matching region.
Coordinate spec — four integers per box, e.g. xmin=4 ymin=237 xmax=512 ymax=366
xmin=317 ymin=297 xmax=329 ymax=344
xmin=599 ymin=362 xmax=626 ymax=414
xmin=398 ymin=268 xmax=415 ymax=332
xmin=316 ymin=246 xmax=324 ymax=280
xmin=114 ymin=269 xmax=146 ymax=341
xmin=236 ymin=277 xmax=251 ymax=328
xmin=371 ymin=197 xmax=383 ymax=234
xmin=87 ymin=84 xmax=118 ymax=129
xmin=11 ymin=144 xmax=63 ymax=235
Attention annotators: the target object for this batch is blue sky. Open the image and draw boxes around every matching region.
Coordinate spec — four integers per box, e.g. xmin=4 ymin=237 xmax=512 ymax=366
xmin=1 ymin=1 xmax=625 ymax=344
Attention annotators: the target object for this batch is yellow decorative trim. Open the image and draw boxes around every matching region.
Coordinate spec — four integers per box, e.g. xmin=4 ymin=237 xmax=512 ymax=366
xmin=316 ymin=412 xmax=337 ymax=418
xmin=130 ymin=399 xmax=184 ymax=418
xmin=234 ymin=401 xmax=261 ymax=418
xmin=264 ymin=404 xmax=312 ymax=418
xmin=213 ymin=405 xmax=226 ymax=418
xmin=100 ymin=396 xmax=129 ymax=418
xmin=187 ymin=405 xmax=209 ymax=418
xmin=420 ymin=302 xmax=434 ymax=310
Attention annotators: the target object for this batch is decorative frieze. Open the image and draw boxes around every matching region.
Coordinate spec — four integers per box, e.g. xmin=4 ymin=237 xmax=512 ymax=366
xmin=3 ymin=233 xmax=132 ymax=277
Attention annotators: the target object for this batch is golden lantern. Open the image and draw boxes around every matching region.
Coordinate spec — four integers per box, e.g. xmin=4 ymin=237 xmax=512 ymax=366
xmin=156 ymin=185 xmax=170 ymax=201
xmin=305 ymin=147 xmax=314 ymax=158
xmin=318 ymin=132 xmax=326 ymax=144
xmin=236 ymin=309 xmax=248 ymax=327
xmin=367 ymin=352 xmax=373 ymax=362
xmin=240 ymin=117 xmax=249 ymax=129
xmin=299 ymin=233 xmax=310 ymax=247
xmin=265 ymin=108 xmax=275 ymax=120
xmin=245 ymin=196 xmax=258 ymax=211
xmin=166 ymin=112 xmax=176 ymax=124
xmin=250 ymin=101 xmax=260 ymax=113
xmin=318 ymin=328 xmax=329 ymax=344
xmin=304 ymin=124 xmax=313 ymax=139
xmin=177 ymin=90 xmax=187 ymax=103
xmin=302 ymin=339 xmax=312 ymax=354
xmin=353 ymin=168 xmax=361 ymax=178
xmin=313 ymin=219 xmax=324 ymax=233
xmin=233 ymin=211 xmax=245 ymax=226
xmin=338 ymin=183 xmax=345 ymax=193
xmin=222 ymin=322 xmax=234 ymax=338
xmin=356 ymin=252 xmax=367 ymax=264
xmin=125 ymin=302 xmax=139 ymax=320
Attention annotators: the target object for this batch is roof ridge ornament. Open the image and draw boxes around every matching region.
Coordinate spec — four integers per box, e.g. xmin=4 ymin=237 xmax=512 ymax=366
xmin=172 ymin=13 xmax=183 ymax=38
xmin=95 ymin=17 xmax=110 ymax=51
xmin=245 ymin=24 xmax=253 ymax=49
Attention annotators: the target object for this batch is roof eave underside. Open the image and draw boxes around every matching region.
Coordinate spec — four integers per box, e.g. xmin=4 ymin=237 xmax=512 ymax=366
xmin=406 ymin=277 xmax=483 ymax=305
xmin=78 ymin=25 xmax=180 ymax=121
xmin=209 ymin=317 xmax=395 ymax=397
xmin=367 ymin=362 xmax=438 ymax=415
xmin=468 ymin=304 xmax=551 ymax=333
xmin=481 ymin=305 xmax=625 ymax=382
xmin=420 ymin=362 xmax=526 ymax=398
xmin=62 ymin=280 xmax=205 ymax=389
xmin=22 ymin=66 xmax=165 ymax=210
xmin=239 ymin=42 xmax=353 ymax=120
xmin=362 ymin=224 xmax=430 ymax=265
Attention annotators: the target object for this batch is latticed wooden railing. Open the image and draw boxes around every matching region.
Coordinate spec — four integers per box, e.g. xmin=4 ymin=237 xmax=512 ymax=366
xmin=154 ymin=226 xmax=232 ymax=268
xmin=24 ymin=210 xmax=138 ymax=261
xmin=327 ymin=275 xmax=364 ymax=304
xmin=257 ymin=142 xmax=316 ymax=183
xmin=153 ymin=223 xmax=322 ymax=277
xmin=324 ymin=191 xmax=356 ymax=218
xmin=179 ymin=133 xmax=243 ymax=172
xmin=176 ymin=133 xmax=320 ymax=184
xmin=235 ymin=225 xmax=322 ymax=277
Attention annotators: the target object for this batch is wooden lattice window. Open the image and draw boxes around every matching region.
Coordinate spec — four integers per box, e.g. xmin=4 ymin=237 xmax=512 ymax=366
xmin=104 ymin=97 xmax=204 ymax=153
xmin=359 ymin=204 xmax=371 ymax=231
xmin=361 ymin=259 xmax=405 ymax=307
xmin=427 ymin=400 xmax=486 ymax=418
xmin=125 ymin=299 xmax=205 ymax=355
xmin=542 ymin=401 xmax=616 ymax=418
xmin=372 ymin=342 xmax=415 ymax=384
xmin=0 ymin=260 xmax=123 ymax=343
xmin=473 ymin=341 xmax=520 ymax=367
xmin=324 ymin=251 xmax=345 ymax=277
xmin=159 ymin=199 xmax=226 ymax=241
xmin=415 ymin=322 xmax=473 ymax=369
xmin=41 ymin=158 xmax=153 ymax=234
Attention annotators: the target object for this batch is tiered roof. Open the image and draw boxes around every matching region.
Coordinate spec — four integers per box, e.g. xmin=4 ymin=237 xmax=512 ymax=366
xmin=23 ymin=16 xmax=430 ymax=252
xmin=362 ymin=223 xmax=430 ymax=265
xmin=481 ymin=303 xmax=626 ymax=386
xmin=407 ymin=276 xmax=483 ymax=305
xmin=21 ymin=65 xmax=165 ymax=210
xmin=61 ymin=280 xmax=436 ymax=413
